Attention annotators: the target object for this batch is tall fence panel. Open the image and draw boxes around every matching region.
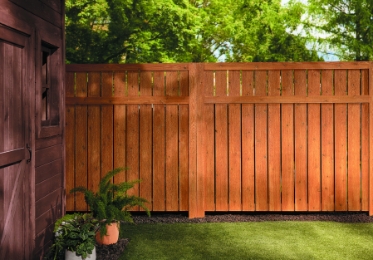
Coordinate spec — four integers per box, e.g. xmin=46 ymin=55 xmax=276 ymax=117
xmin=65 ymin=64 xmax=192 ymax=213
xmin=66 ymin=62 xmax=373 ymax=217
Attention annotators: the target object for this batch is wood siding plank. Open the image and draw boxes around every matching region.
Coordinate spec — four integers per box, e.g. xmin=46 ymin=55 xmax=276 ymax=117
xmin=139 ymin=71 xmax=153 ymax=210
xmin=334 ymin=70 xmax=348 ymax=211
xmin=281 ymin=70 xmax=295 ymax=211
xmin=228 ymin=70 xmax=241 ymax=211
xmin=241 ymin=71 xmax=255 ymax=211
xmin=255 ymin=71 xmax=268 ymax=211
xmin=165 ymin=71 xmax=180 ymax=211
xmin=179 ymin=71 xmax=189 ymax=211
xmin=65 ymin=72 xmax=75 ymax=211
xmin=74 ymin=73 xmax=88 ymax=211
xmin=87 ymin=72 xmax=101 ymax=194
xmin=267 ymin=70 xmax=281 ymax=211
xmin=321 ymin=70 xmax=334 ymax=211
xmin=188 ymin=63 xmax=204 ymax=217
xmin=215 ymin=71 xmax=229 ymax=211
xmin=308 ymin=70 xmax=321 ymax=211
xmin=361 ymin=70 xmax=369 ymax=211
xmin=152 ymin=71 xmax=166 ymax=211
xmin=101 ymin=72 xmax=114 ymax=181
xmin=113 ymin=72 xmax=126 ymax=184
xmin=203 ymin=71 xmax=215 ymax=211
xmin=126 ymin=71 xmax=140 ymax=207
xmin=347 ymin=70 xmax=361 ymax=211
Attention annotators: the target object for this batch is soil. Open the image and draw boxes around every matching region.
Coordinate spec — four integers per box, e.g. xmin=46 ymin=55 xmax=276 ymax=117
xmin=96 ymin=238 xmax=129 ymax=260
xmin=96 ymin=212 xmax=373 ymax=259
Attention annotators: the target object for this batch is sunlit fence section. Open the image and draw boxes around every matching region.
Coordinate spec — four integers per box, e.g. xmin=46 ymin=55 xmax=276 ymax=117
xmin=65 ymin=62 xmax=373 ymax=218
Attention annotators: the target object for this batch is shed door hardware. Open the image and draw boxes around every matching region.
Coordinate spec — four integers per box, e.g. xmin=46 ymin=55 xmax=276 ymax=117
xmin=26 ymin=144 xmax=32 ymax=163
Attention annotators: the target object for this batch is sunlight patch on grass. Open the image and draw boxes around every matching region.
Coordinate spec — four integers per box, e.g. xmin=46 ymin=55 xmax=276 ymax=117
xmin=120 ymin=221 xmax=373 ymax=260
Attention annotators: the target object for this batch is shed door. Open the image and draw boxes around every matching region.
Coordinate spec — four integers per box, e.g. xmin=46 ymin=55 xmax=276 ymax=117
xmin=0 ymin=26 xmax=32 ymax=259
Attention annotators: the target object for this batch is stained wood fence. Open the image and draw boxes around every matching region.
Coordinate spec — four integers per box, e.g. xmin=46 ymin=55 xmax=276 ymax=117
xmin=65 ymin=62 xmax=373 ymax=218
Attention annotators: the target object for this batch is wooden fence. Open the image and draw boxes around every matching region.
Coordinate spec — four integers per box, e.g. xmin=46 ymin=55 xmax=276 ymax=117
xmin=65 ymin=62 xmax=373 ymax=218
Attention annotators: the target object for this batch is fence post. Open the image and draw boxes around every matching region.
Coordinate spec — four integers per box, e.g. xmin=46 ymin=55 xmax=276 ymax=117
xmin=189 ymin=63 xmax=205 ymax=218
xmin=369 ymin=63 xmax=373 ymax=216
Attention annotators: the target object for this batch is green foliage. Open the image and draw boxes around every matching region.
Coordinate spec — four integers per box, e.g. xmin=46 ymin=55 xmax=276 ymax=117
xmin=303 ymin=0 xmax=373 ymax=61
xmin=121 ymin=222 xmax=373 ymax=259
xmin=70 ymin=167 xmax=150 ymax=236
xmin=45 ymin=213 xmax=98 ymax=260
xmin=65 ymin=0 xmax=321 ymax=63
xmin=226 ymin=0 xmax=322 ymax=62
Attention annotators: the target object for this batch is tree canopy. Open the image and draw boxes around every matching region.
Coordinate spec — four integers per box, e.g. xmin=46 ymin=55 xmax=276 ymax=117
xmin=301 ymin=0 xmax=373 ymax=61
xmin=65 ymin=0 xmax=322 ymax=63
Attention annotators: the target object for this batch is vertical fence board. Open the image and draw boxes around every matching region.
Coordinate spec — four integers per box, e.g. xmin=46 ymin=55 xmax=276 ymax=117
xmin=369 ymin=65 xmax=373 ymax=216
xmin=361 ymin=69 xmax=369 ymax=211
xmin=195 ymin=64 xmax=206 ymax=218
xmin=334 ymin=70 xmax=348 ymax=211
xmin=294 ymin=70 xmax=308 ymax=211
xmin=189 ymin=63 xmax=205 ymax=218
xmin=321 ymin=70 xmax=334 ymax=211
xmin=179 ymin=71 xmax=189 ymax=211
xmin=241 ymin=71 xmax=255 ymax=211
xmin=165 ymin=72 xmax=179 ymax=211
xmin=152 ymin=71 xmax=165 ymax=211
xmin=140 ymin=71 xmax=153 ymax=210
xmin=179 ymin=105 xmax=189 ymax=211
xmin=308 ymin=70 xmax=321 ymax=211
xmin=126 ymin=71 xmax=140 ymax=205
xmin=228 ymin=71 xmax=241 ymax=211
xmin=75 ymin=73 xmax=88 ymax=211
xmin=215 ymin=71 xmax=229 ymax=211
xmin=87 ymin=73 xmax=101 ymax=194
xmin=267 ymin=70 xmax=281 ymax=211
xmin=203 ymin=71 xmax=215 ymax=211
xmin=281 ymin=70 xmax=295 ymax=211
xmin=113 ymin=72 xmax=126 ymax=184
xmin=101 ymin=72 xmax=113 ymax=183
xmin=65 ymin=72 xmax=75 ymax=211
xmin=255 ymin=71 xmax=268 ymax=211
xmin=347 ymin=70 xmax=361 ymax=211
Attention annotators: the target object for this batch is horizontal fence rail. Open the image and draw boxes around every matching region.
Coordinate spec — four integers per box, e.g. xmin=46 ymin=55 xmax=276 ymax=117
xmin=65 ymin=62 xmax=373 ymax=218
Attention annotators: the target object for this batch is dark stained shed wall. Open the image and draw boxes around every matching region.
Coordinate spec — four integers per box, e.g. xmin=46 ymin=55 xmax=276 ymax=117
xmin=0 ymin=0 xmax=65 ymax=258
xmin=34 ymin=137 xmax=65 ymax=257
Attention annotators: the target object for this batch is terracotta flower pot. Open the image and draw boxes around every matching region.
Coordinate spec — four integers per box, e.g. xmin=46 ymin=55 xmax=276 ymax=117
xmin=95 ymin=222 xmax=120 ymax=245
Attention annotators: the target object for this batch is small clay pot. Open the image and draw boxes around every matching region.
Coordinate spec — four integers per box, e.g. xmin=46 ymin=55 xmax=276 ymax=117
xmin=95 ymin=222 xmax=120 ymax=245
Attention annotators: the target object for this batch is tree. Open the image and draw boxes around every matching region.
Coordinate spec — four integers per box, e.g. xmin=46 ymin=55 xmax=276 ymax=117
xmin=65 ymin=0 xmax=321 ymax=63
xmin=304 ymin=0 xmax=373 ymax=61
xmin=66 ymin=0 xmax=200 ymax=63
xmin=226 ymin=0 xmax=321 ymax=61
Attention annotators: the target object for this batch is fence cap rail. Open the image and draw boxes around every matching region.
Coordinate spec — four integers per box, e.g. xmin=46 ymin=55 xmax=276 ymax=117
xmin=204 ymin=61 xmax=372 ymax=70
xmin=66 ymin=63 xmax=190 ymax=72
xmin=66 ymin=62 xmax=373 ymax=72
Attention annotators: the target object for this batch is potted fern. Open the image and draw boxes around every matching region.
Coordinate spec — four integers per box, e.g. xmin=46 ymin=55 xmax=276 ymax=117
xmin=70 ymin=167 xmax=150 ymax=245
xmin=45 ymin=213 xmax=98 ymax=260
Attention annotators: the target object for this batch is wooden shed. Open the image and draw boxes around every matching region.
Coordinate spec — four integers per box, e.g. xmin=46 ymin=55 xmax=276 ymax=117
xmin=0 ymin=0 xmax=65 ymax=258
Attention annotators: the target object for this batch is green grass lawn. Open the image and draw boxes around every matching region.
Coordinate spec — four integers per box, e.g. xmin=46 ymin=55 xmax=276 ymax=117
xmin=119 ymin=221 xmax=373 ymax=260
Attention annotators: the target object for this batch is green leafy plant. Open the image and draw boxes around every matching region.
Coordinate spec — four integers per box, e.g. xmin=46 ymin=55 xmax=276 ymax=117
xmin=70 ymin=167 xmax=150 ymax=237
xmin=45 ymin=213 xmax=98 ymax=260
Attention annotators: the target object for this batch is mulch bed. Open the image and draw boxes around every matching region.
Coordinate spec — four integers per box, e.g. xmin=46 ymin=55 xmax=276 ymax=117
xmin=96 ymin=238 xmax=129 ymax=260
xmin=96 ymin=212 xmax=373 ymax=259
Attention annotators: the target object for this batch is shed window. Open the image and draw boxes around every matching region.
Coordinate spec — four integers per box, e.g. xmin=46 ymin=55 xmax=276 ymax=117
xmin=40 ymin=44 xmax=59 ymax=127
xmin=41 ymin=47 xmax=50 ymax=122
